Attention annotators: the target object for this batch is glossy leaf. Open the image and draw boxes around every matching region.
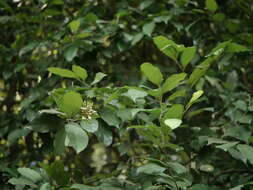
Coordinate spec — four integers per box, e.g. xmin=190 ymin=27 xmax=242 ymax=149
xmin=180 ymin=46 xmax=196 ymax=69
xmin=186 ymin=90 xmax=204 ymax=110
xmin=140 ymin=62 xmax=163 ymax=85
xmin=162 ymin=73 xmax=187 ymax=93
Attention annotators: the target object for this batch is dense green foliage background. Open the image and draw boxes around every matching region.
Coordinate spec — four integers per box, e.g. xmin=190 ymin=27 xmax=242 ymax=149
xmin=1 ymin=0 xmax=253 ymax=189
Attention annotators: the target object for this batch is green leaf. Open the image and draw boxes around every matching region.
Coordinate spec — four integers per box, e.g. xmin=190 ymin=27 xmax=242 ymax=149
xmin=163 ymin=104 xmax=184 ymax=119
xmin=191 ymin=184 xmax=209 ymax=190
xmin=137 ymin=163 xmax=166 ymax=175
xmin=40 ymin=183 xmax=51 ymax=190
xmin=168 ymin=89 xmax=186 ymax=101
xmin=167 ymin=162 xmax=187 ymax=174
xmin=43 ymin=161 xmax=70 ymax=186
xmin=142 ymin=21 xmax=155 ymax=36
xmin=162 ymin=73 xmax=187 ymax=93
xmin=54 ymin=128 xmax=66 ymax=155
xmin=19 ymin=42 xmax=38 ymax=57
xmin=188 ymin=57 xmax=213 ymax=87
xmin=147 ymin=88 xmax=163 ymax=98
xmin=65 ymin=123 xmax=89 ymax=153
xmin=186 ymin=90 xmax=204 ymax=110
xmin=230 ymin=185 xmax=244 ymax=190
xmin=237 ymin=144 xmax=253 ymax=164
xmin=164 ymin=119 xmax=182 ymax=130
xmin=69 ymin=20 xmax=80 ymax=33
xmin=8 ymin=177 xmax=37 ymax=188
xmin=80 ymin=119 xmax=99 ymax=133
xmin=71 ymin=184 xmax=96 ymax=190
xmin=17 ymin=167 xmax=42 ymax=183
xmin=205 ymin=0 xmax=218 ymax=12
xmin=29 ymin=114 xmax=63 ymax=133
xmin=131 ymin=33 xmax=144 ymax=46
xmin=99 ymin=108 xmax=120 ymax=128
xmin=207 ymin=41 xmax=230 ymax=57
xmin=116 ymin=108 xmax=144 ymax=121
xmin=199 ymin=164 xmax=214 ymax=172
xmin=72 ymin=65 xmax=88 ymax=80
xmin=180 ymin=46 xmax=196 ymax=69
xmin=122 ymin=88 xmax=147 ymax=102
xmin=60 ymin=91 xmax=83 ymax=117
xmin=48 ymin=67 xmax=77 ymax=78
xmin=140 ymin=0 xmax=154 ymax=10
xmin=226 ymin=42 xmax=249 ymax=53
xmin=140 ymin=62 xmax=163 ymax=85
xmin=95 ymin=124 xmax=113 ymax=146
xmin=153 ymin=36 xmax=183 ymax=61
xmin=216 ymin=142 xmax=238 ymax=152
xmin=91 ymin=72 xmax=107 ymax=85
xmin=64 ymin=46 xmax=78 ymax=62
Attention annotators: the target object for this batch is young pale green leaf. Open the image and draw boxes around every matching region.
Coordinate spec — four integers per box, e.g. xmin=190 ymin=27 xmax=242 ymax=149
xmin=91 ymin=72 xmax=107 ymax=85
xmin=162 ymin=73 xmax=187 ymax=93
xmin=140 ymin=62 xmax=163 ymax=86
xmin=60 ymin=91 xmax=83 ymax=117
xmin=164 ymin=119 xmax=182 ymax=130
xmin=205 ymin=0 xmax=218 ymax=12
xmin=137 ymin=163 xmax=166 ymax=175
xmin=17 ymin=168 xmax=42 ymax=183
xmin=199 ymin=164 xmax=214 ymax=172
xmin=186 ymin=90 xmax=204 ymax=110
xmin=48 ymin=67 xmax=77 ymax=79
xmin=188 ymin=57 xmax=213 ymax=87
xmin=142 ymin=21 xmax=155 ymax=36
xmin=69 ymin=19 xmax=80 ymax=33
xmin=180 ymin=46 xmax=196 ymax=69
xmin=153 ymin=36 xmax=180 ymax=61
xmin=65 ymin=123 xmax=89 ymax=153
xmin=80 ymin=119 xmax=98 ymax=133
xmin=168 ymin=89 xmax=186 ymax=101
xmin=64 ymin=46 xmax=78 ymax=62
xmin=72 ymin=65 xmax=87 ymax=80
